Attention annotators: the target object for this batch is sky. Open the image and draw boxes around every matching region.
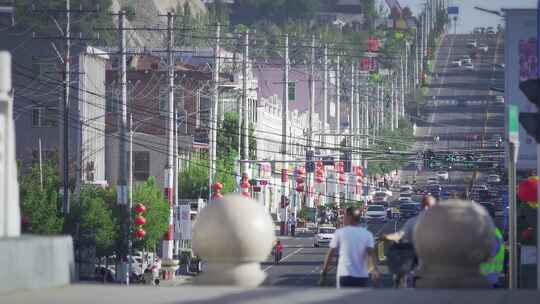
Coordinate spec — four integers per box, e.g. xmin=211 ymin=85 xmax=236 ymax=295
xmin=391 ymin=0 xmax=538 ymax=33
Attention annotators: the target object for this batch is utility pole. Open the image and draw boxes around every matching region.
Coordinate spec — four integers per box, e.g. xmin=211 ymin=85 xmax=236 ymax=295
xmin=400 ymin=55 xmax=405 ymax=117
xmin=209 ymin=23 xmax=220 ymax=199
xmin=115 ymin=10 xmax=130 ymax=285
xmin=307 ymin=35 xmax=315 ymax=208
xmin=390 ymin=74 xmax=395 ymax=131
xmin=322 ymin=44 xmax=328 ymax=149
xmin=241 ymin=30 xmax=249 ymax=176
xmin=350 ymin=63 xmax=355 ymax=149
xmin=336 ymin=52 xmax=341 ymax=146
xmin=162 ymin=11 xmax=175 ymax=268
xmin=281 ymin=34 xmax=289 ymax=235
xmin=62 ymin=0 xmax=71 ymax=214
xmin=39 ymin=138 xmax=43 ymax=190
xmin=174 ymin=110 xmax=179 ymax=255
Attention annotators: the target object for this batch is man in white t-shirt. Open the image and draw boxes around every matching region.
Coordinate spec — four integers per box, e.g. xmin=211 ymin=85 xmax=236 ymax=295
xmin=320 ymin=207 xmax=380 ymax=288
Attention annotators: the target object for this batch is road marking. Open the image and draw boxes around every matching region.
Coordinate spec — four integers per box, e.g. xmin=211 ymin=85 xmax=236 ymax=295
xmin=263 ymin=247 xmax=303 ymax=272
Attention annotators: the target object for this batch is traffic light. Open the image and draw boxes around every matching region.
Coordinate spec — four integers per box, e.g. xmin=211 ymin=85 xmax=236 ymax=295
xmin=518 ymin=77 xmax=540 ymax=141
xmin=306 ymin=150 xmax=315 ymax=173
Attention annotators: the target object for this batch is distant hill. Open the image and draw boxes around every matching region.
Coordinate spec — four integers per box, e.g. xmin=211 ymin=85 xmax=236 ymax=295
xmin=111 ymin=0 xmax=207 ymax=47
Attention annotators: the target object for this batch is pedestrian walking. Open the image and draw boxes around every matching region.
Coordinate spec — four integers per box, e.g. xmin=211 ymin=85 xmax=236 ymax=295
xmin=274 ymin=240 xmax=284 ymax=264
xmin=320 ymin=207 xmax=380 ymax=288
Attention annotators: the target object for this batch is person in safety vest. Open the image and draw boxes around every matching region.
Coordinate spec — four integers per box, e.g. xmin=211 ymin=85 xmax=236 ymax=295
xmin=480 ymin=228 xmax=504 ymax=288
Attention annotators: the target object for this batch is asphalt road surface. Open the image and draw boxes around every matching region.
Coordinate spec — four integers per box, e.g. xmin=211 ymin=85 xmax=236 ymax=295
xmin=402 ymin=32 xmax=505 ymax=186
xmin=262 ymin=220 xmax=399 ymax=288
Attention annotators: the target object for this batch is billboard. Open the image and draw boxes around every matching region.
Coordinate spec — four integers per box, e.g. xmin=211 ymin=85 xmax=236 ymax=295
xmin=504 ymin=9 xmax=538 ymax=171
xmin=448 ymin=6 xmax=459 ymax=15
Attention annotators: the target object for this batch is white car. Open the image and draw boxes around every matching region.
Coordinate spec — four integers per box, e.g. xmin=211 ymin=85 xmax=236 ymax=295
xmin=472 ymin=184 xmax=489 ymax=192
xmin=452 ymin=59 xmax=462 ymax=67
xmin=437 ymin=171 xmax=449 ymax=181
xmin=467 ymin=40 xmax=478 ymax=48
xmin=313 ymin=226 xmax=336 ymax=247
xmin=464 ymin=63 xmax=475 ymax=71
xmin=399 ymin=185 xmax=413 ymax=194
xmin=461 ymin=57 xmax=472 ymax=65
xmin=427 ymin=177 xmax=438 ymax=185
xmin=487 ymin=174 xmax=501 ymax=184
xmin=372 ymin=191 xmax=390 ymax=203
xmin=495 ymin=96 xmax=504 ymax=104
xmin=364 ymin=205 xmax=388 ymax=222
xmin=478 ymin=44 xmax=488 ymax=52
xmin=376 ymin=188 xmax=393 ymax=197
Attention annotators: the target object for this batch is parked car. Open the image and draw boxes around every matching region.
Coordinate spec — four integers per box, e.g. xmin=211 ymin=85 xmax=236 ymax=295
xmin=400 ymin=185 xmax=414 ymax=194
xmin=313 ymin=226 xmax=336 ymax=247
xmin=437 ymin=171 xmax=449 ymax=181
xmin=461 ymin=56 xmax=472 ymax=65
xmin=364 ymin=205 xmax=388 ymax=222
xmin=464 ymin=63 xmax=475 ymax=71
xmin=452 ymin=59 xmax=462 ymax=67
xmin=495 ymin=96 xmax=504 ymax=104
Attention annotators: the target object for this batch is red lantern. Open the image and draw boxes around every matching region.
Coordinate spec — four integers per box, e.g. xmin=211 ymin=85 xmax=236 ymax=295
xmin=281 ymin=169 xmax=289 ymax=182
xmin=134 ymin=215 xmax=146 ymax=226
xmin=134 ymin=228 xmax=146 ymax=239
xmin=316 ymin=169 xmax=324 ymax=176
xmin=240 ymin=181 xmax=250 ymax=189
xmin=134 ymin=203 xmax=146 ymax=214
xmin=316 ymin=176 xmax=324 ymax=183
xmin=296 ymin=184 xmax=305 ymax=192
xmin=521 ymin=227 xmax=533 ymax=241
xmin=339 ymin=174 xmax=346 ymax=183
xmin=296 ymin=176 xmax=304 ymax=184
xmin=212 ymin=182 xmax=223 ymax=191
xmin=355 ymin=167 xmax=364 ymax=177
xmin=518 ymin=177 xmax=538 ymax=202
xmin=296 ymin=167 xmax=306 ymax=176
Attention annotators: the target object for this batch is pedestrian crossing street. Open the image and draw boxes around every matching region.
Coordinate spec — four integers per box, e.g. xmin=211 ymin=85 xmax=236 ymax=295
xmin=426 ymin=99 xmax=498 ymax=106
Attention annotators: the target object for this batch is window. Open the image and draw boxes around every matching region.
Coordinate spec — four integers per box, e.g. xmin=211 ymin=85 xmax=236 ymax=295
xmin=133 ymin=151 xmax=150 ymax=181
xmin=288 ymin=82 xmax=296 ymax=101
xmin=32 ymin=60 xmax=57 ymax=79
xmin=32 ymin=107 xmax=58 ymax=127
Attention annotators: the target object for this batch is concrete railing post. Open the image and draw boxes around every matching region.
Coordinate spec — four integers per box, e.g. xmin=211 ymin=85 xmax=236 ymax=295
xmin=413 ymin=200 xmax=495 ymax=288
xmin=192 ymin=194 xmax=275 ymax=287
xmin=0 ymin=51 xmax=21 ymax=238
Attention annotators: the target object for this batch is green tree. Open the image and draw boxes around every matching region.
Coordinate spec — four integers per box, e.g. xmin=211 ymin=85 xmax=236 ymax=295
xmin=15 ymin=0 xmax=116 ymax=45
xmin=66 ymin=186 xmax=118 ymax=258
xmin=19 ymin=162 xmax=64 ymax=235
xmin=132 ymin=177 xmax=170 ymax=251
xmin=179 ymin=158 xmax=210 ymax=199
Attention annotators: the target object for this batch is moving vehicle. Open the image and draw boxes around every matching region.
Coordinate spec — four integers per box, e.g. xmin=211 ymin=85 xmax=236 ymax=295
xmin=372 ymin=191 xmax=390 ymax=203
xmin=400 ymin=185 xmax=413 ymax=194
xmin=427 ymin=177 xmax=438 ymax=185
xmin=464 ymin=63 xmax=475 ymax=71
xmin=478 ymin=44 xmax=488 ymax=52
xmin=467 ymin=40 xmax=478 ymax=48
xmin=487 ymin=174 xmax=501 ymax=184
xmin=399 ymin=203 xmax=421 ymax=220
xmin=313 ymin=225 xmax=336 ymax=247
xmin=364 ymin=205 xmax=388 ymax=222
xmin=436 ymin=171 xmax=449 ymax=181
xmin=452 ymin=59 xmax=462 ymax=67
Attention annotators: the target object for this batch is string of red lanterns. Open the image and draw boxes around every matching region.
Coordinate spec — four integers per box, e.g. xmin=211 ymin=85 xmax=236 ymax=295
xmin=133 ymin=203 xmax=146 ymax=239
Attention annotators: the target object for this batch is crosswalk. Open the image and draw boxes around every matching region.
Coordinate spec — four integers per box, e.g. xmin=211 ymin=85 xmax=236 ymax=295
xmin=426 ymin=99 xmax=497 ymax=106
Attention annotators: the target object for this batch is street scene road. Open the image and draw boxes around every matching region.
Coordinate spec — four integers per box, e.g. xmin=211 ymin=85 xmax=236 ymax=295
xmin=262 ymin=32 xmax=507 ymax=288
